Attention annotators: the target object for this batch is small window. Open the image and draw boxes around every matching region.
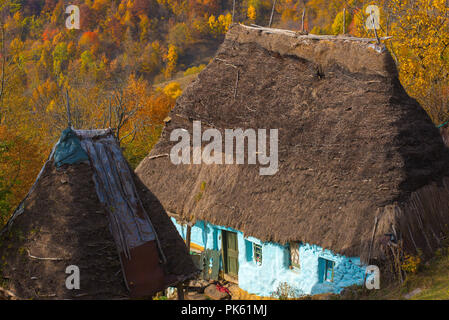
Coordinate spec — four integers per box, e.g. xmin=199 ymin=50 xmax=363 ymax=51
xmin=324 ymin=259 xmax=335 ymax=282
xmin=289 ymin=242 xmax=300 ymax=269
xmin=245 ymin=240 xmax=253 ymax=262
xmin=253 ymin=243 xmax=262 ymax=266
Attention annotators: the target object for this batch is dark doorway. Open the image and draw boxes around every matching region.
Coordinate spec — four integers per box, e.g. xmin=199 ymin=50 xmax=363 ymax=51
xmin=222 ymin=230 xmax=239 ymax=278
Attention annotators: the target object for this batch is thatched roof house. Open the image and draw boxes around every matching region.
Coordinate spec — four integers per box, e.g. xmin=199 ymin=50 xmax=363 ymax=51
xmin=0 ymin=128 xmax=197 ymax=299
xmin=136 ymin=24 xmax=449 ymax=269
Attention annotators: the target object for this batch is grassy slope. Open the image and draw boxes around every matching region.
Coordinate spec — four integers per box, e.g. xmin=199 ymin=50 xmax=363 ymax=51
xmin=383 ymin=254 xmax=449 ymax=300
xmin=337 ymin=253 xmax=449 ymax=300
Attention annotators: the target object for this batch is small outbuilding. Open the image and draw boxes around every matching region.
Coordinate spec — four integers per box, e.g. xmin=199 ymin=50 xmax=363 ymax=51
xmin=0 ymin=128 xmax=198 ymax=299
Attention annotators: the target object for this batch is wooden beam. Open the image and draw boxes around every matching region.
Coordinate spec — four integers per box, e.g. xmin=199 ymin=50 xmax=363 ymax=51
xmin=186 ymin=224 xmax=192 ymax=252
xmin=243 ymin=24 xmax=392 ymax=42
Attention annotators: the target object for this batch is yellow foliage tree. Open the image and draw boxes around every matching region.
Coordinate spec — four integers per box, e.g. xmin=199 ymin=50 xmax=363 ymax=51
xmin=208 ymin=13 xmax=232 ymax=36
xmin=0 ymin=125 xmax=49 ymax=226
xmin=165 ymin=44 xmax=178 ymax=78
xmin=248 ymin=5 xmax=257 ymax=21
xmin=139 ymin=14 xmax=151 ymax=42
xmin=388 ymin=0 xmax=449 ymax=123
xmin=331 ymin=10 xmax=351 ymax=35
xmin=163 ymin=82 xmax=182 ymax=99
xmin=349 ymin=0 xmax=449 ymax=123
xmin=119 ymin=77 xmax=177 ymax=167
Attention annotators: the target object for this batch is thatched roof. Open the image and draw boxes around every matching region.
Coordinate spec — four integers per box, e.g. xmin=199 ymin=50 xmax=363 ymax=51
xmin=136 ymin=24 xmax=449 ymax=262
xmin=0 ymin=129 xmax=197 ymax=299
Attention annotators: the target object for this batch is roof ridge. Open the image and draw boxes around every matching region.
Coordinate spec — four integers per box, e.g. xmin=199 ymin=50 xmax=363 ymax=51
xmin=243 ymin=24 xmax=393 ymax=43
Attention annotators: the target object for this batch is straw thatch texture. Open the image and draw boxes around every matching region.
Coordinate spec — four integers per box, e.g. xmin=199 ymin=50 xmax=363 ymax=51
xmin=136 ymin=24 xmax=449 ymax=262
xmin=0 ymin=144 xmax=197 ymax=299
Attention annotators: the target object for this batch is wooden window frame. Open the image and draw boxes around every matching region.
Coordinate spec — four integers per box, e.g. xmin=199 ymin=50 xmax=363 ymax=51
xmin=289 ymin=242 xmax=301 ymax=270
xmin=253 ymin=243 xmax=262 ymax=266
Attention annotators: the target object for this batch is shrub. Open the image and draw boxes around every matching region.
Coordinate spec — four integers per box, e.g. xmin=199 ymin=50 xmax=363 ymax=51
xmin=401 ymin=253 xmax=421 ymax=274
xmin=183 ymin=64 xmax=206 ymax=76
xmin=272 ymin=282 xmax=298 ymax=300
xmin=163 ymin=82 xmax=182 ymax=99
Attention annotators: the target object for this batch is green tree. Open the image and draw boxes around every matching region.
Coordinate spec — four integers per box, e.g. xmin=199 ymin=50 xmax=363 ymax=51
xmin=52 ymin=41 xmax=68 ymax=75
xmin=331 ymin=9 xmax=351 ymax=35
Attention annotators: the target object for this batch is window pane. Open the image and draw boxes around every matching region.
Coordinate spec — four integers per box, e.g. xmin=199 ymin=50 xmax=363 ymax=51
xmin=290 ymin=242 xmax=300 ymax=269
xmin=253 ymin=243 xmax=262 ymax=266
xmin=324 ymin=259 xmax=334 ymax=282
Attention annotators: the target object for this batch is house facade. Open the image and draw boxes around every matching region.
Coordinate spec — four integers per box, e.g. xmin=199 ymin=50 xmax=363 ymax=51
xmin=172 ymin=218 xmax=366 ymax=297
xmin=135 ymin=24 xmax=449 ymax=299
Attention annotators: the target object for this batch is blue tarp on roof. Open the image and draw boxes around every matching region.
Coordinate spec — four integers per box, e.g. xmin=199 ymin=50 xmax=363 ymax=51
xmin=53 ymin=127 xmax=89 ymax=167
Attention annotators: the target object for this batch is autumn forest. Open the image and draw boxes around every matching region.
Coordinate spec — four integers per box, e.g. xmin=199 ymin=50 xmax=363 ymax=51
xmin=0 ymin=0 xmax=448 ymax=228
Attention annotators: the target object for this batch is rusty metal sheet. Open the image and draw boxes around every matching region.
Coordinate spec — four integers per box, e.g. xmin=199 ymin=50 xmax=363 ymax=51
xmin=120 ymin=241 xmax=165 ymax=298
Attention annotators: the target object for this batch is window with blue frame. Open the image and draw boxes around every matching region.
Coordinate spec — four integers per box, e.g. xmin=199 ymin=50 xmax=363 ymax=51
xmin=245 ymin=240 xmax=253 ymax=262
xmin=319 ymin=258 xmax=335 ymax=283
xmin=324 ymin=259 xmax=335 ymax=282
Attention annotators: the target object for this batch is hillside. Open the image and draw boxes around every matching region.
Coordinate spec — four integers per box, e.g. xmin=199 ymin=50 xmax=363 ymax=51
xmin=0 ymin=1 xmax=448 ymax=300
xmin=1 ymin=0 xmax=449 ymax=231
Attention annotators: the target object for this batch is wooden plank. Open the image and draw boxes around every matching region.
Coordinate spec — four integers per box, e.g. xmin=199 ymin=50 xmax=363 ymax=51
xmin=186 ymin=225 xmax=192 ymax=252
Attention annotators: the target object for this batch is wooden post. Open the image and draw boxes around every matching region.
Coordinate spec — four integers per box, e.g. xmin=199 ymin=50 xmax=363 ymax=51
xmin=65 ymin=89 xmax=72 ymax=128
xmin=176 ymin=283 xmax=184 ymax=300
xmin=108 ymin=97 xmax=112 ymax=128
xmin=301 ymin=8 xmax=306 ymax=32
xmin=372 ymin=15 xmax=380 ymax=44
xmin=269 ymin=0 xmax=277 ymax=27
xmin=343 ymin=8 xmax=346 ymax=34
xmin=177 ymin=224 xmax=192 ymax=301
xmin=232 ymin=0 xmax=236 ymax=23
xmin=186 ymin=224 xmax=192 ymax=252
xmin=363 ymin=216 xmax=379 ymax=286
xmin=367 ymin=216 xmax=378 ymax=264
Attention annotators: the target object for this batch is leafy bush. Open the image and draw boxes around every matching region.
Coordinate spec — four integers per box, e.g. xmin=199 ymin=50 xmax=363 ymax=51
xmin=163 ymin=82 xmax=182 ymax=100
xmin=401 ymin=253 xmax=422 ymax=274
xmin=271 ymin=282 xmax=298 ymax=300
xmin=183 ymin=64 xmax=206 ymax=77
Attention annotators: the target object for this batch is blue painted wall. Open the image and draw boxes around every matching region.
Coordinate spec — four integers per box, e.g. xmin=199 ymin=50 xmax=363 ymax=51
xmin=171 ymin=218 xmax=366 ymax=297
